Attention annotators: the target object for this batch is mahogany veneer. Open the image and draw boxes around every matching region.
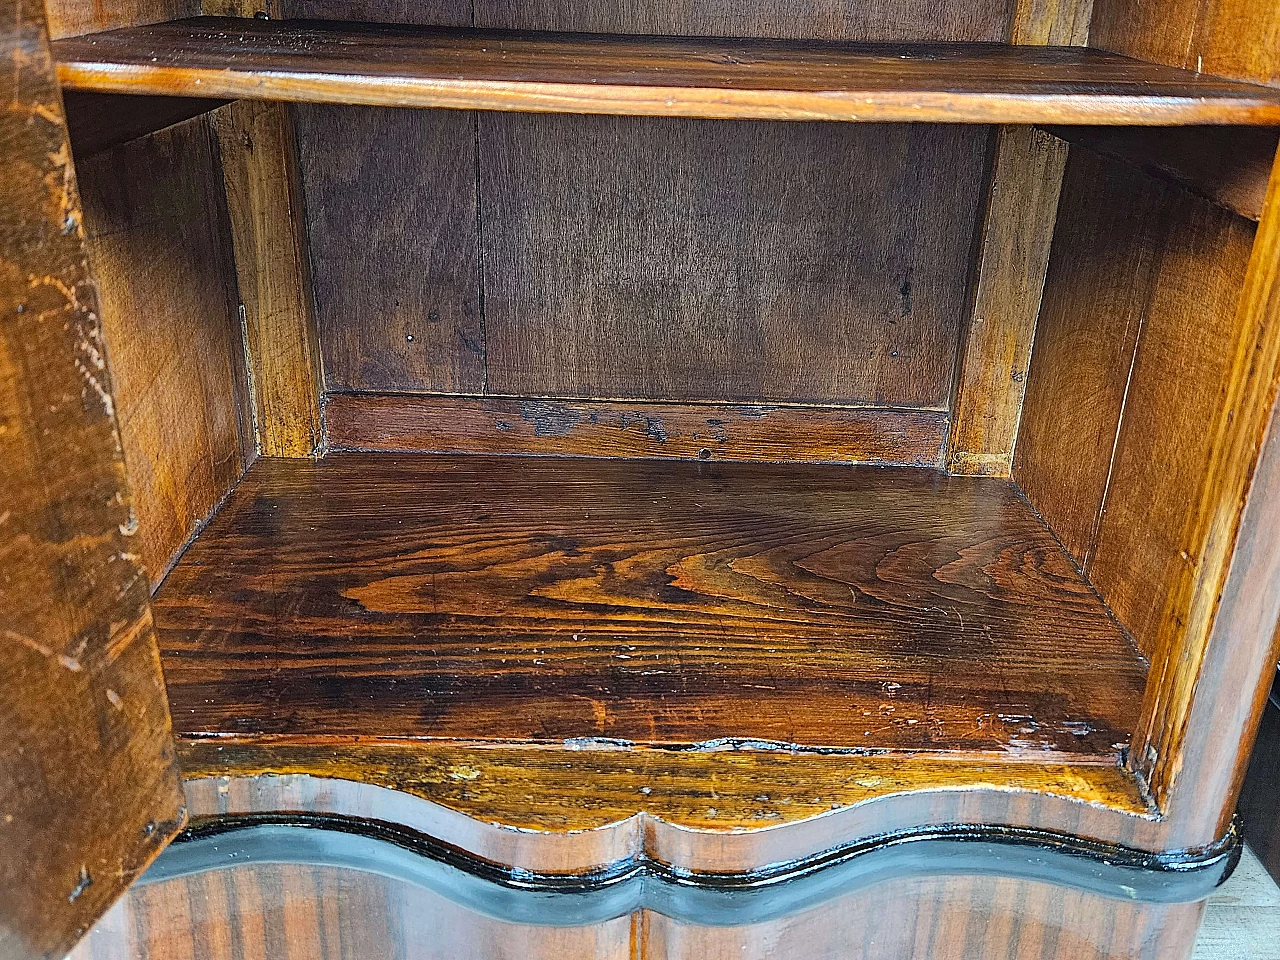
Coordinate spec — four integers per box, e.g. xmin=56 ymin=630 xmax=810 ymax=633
xmin=153 ymin=454 xmax=1148 ymax=765
xmin=53 ymin=17 xmax=1280 ymax=124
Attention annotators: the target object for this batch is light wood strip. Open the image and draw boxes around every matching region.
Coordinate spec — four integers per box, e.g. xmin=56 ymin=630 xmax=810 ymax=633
xmin=213 ymin=98 xmax=324 ymax=458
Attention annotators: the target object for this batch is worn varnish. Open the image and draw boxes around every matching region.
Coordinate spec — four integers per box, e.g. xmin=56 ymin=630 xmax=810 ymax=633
xmin=151 ymin=454 xmax=1148 ymax=761
xmin=0 ymin=1 xmax=185 ymax=956
xmin=52 ymin=18 xmax=1280 ymax=124
xmin=78 ymin=116 xmax=254 ymax=586
xmin=325 ymin=394 xmax=948 ymax=465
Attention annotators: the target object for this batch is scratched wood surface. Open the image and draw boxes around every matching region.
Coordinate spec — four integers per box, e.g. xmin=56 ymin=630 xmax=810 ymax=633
xmin=0 ymin=1 xmax=185 ymax=956
xmin=151 ymin=454 xmax=1148 ymax=762
xmin=52 ymin=19 xmax=1280 ymax=124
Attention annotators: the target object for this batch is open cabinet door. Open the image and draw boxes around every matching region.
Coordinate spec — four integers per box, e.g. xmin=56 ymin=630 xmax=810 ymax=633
xmin=0 ymin=0 xmax=186 ymax=957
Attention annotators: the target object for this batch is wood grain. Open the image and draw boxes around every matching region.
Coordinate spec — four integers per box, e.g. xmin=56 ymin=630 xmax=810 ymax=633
xmin=1013 ymin=148 xmax=1168 ymax=563
xmin=475 ymin=0 xmax=1007 ymax=42
xmin=68 ymin=862 xmax=634 ymax=960
xmin=1042 ymin=125 xmax=1280 ymax=222
xmin=480 ymin=114 xmax=982 ymax=406
xmin=1087 ymin=188 xmax=1256 ymax=659
xmin=324 ymin=394 xmax=948 ymax=465
xmin=946 ymin=126 xmax=1068 ymax=476
xmin=151 ymin=454 xmax=1148 ymax=764
xmin=1091 ymin=0 xmax=1280 ymax=87
xmin=1132 ymin=142 xmax=1280 ymax=807
xmin=43 ymin=0 xmax=196 ymax=42
xmin=51 ymin=19 xmax=1280 ymax=125
xmin=78 ymin=116 xmax=253 ymax=586
xmin=293 ymin=103 xmax=483 ymax=395
xmin=64 ymin=92 xmax=229 ymax=159
xmin=0 ymin=2 xmax=184 ymax=955
xmin=213 ymin=99 xmax=324 ymax=457
xmin=66 ymin=856 xmax=1202 ymax=960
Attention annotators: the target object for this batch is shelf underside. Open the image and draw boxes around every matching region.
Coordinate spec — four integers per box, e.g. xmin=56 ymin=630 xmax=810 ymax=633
xmin=155 ymin=454 xmax=1148 ymax=774
xmin=54 ymin=17 xmax=1280 ymax=124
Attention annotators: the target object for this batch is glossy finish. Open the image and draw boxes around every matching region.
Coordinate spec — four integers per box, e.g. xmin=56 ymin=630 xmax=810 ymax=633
xmin=0 ymin=0 xmax=185 ymax=955
xmin=66 ymin=858 xmax=1205 ymax=960
xmin=325 ymin=395 xmax=949 ymax=465
xmin=52 ymin=17 xmax=1280 ymax=124
xmin=153 ymin=454 xmax=1148 ymax=759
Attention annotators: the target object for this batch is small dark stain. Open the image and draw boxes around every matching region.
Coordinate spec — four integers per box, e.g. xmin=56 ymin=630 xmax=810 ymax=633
xmin=705 ymin=418 xmax=729 ymax=442
xmin=521 ymin=400 xmax=581 ymax=437
xmin=68 ymin=867 xmax=92 ymax=903
xmin=1011 ymin=370 xmax=1025 ymax=383
xmin=587 ymin=412 xmax=599 ymax=424
xmin=644 ymin=418 xmax=668 ymax=443
xmin=899 ymin=267 xmax=914 ymax=317
xmin=459 ymin=334 xmax=484 ymax=355
xmin=427 ymin=310 xmax=442 ymax=324
xmin=495 ymin=420 xmax=512 ymax=432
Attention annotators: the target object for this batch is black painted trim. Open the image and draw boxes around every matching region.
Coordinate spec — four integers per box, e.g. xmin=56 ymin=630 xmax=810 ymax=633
xmin=139 ymin=814 xmax=1241 ymax=926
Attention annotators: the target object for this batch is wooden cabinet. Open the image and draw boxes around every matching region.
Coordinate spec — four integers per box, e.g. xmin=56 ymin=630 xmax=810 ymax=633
xmin=3 ymin=0 xmax=1280 ymax=956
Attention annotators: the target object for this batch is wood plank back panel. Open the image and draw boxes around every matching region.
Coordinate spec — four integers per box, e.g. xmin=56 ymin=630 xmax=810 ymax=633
xmin=1013 ymin=148 xmax=1167 ymax=564
xmin=78 ymin=116 xmax=253 ymax=587
xmin=478 ymin=115 xmax=984 ymax=406
xmin=0 ymin=1 xmax=185 ymax=954
xmin=152 ymin=454 xmax=1148 ymax=761
xmin=475 ymin=0 xmax=1009 ymax=41
xmin=43 ymin=0 xmax=196 ymax=41
xmin=324 ymin=394 xmax=948 ymax=464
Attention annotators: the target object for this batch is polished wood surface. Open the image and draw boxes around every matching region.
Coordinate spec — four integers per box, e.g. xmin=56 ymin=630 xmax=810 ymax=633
xmin=67 ymin=858 xmax=1203 ymax=960
xmin=1042 ymin=125 xmax=1280 ymax=221
xmin=78 ymin=116 xmax=254 ymax=585
xmin=325 ymin=394 xmax=948 ymax=465
xmin=153 ymin=454 xmax=1147 ymax=761
xmin=213 ymin=99 xmax=323 ymax=457
xmin=0 ymin=1 xmax=184 ymax=955
xmin=52 ymin=18 xmax=1280 ymax=124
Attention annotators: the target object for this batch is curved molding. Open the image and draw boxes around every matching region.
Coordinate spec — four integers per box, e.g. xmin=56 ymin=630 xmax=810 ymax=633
xmin=178 ymin=740 xmax=1163 ymax=875
xmin=144 ymin=815 xmax=1240 ymax=927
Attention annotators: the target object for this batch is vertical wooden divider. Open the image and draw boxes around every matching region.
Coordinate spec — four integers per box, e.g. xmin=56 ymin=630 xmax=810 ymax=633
xmin=945 ymin=2 xmax=1088 ymax=476
xmin=207 ymin=1 xmax=324 ymax=457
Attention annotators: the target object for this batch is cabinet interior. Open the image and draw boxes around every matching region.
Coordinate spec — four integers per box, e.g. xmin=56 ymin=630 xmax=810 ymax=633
xmin=53 ymin=0 xmax=1280 ymax=820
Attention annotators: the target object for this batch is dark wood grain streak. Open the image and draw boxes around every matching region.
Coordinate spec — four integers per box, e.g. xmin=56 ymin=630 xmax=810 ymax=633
xmin=152 ymin=455 xmax=1148 ymax=762
xmin=51 ymin=19 xmax=1280 ymax=124
xmin=78 ymin=116 xmax=254 ymax=587
xmin=64 ymin=92 xmax=229 ymax=159
xmin=324 ymin=394 xmax=948 ymax=465
xmin=479 ymin=114 xmax=983 ymax=406
xmin=1042 ymin=125 xmax=1280 ymax=222
xmin=0 ymin=2 xmax=184 ymax=955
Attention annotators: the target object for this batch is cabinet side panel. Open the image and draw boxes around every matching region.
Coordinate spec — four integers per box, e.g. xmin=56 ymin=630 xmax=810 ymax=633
xmin=1013 ymin=149 xmax=1167 ymax=563
xmin=79 ymin=117 xmax=254 ymax=586
xmin=0 ymin=3 xmax=185 ymax=957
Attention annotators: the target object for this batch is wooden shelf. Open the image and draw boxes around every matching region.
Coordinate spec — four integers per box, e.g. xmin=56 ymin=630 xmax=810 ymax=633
xmin=53 ymin=17 xmax=1280 ymax=125
xmin=154 ymin=454 xmax=1148 ymax=769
